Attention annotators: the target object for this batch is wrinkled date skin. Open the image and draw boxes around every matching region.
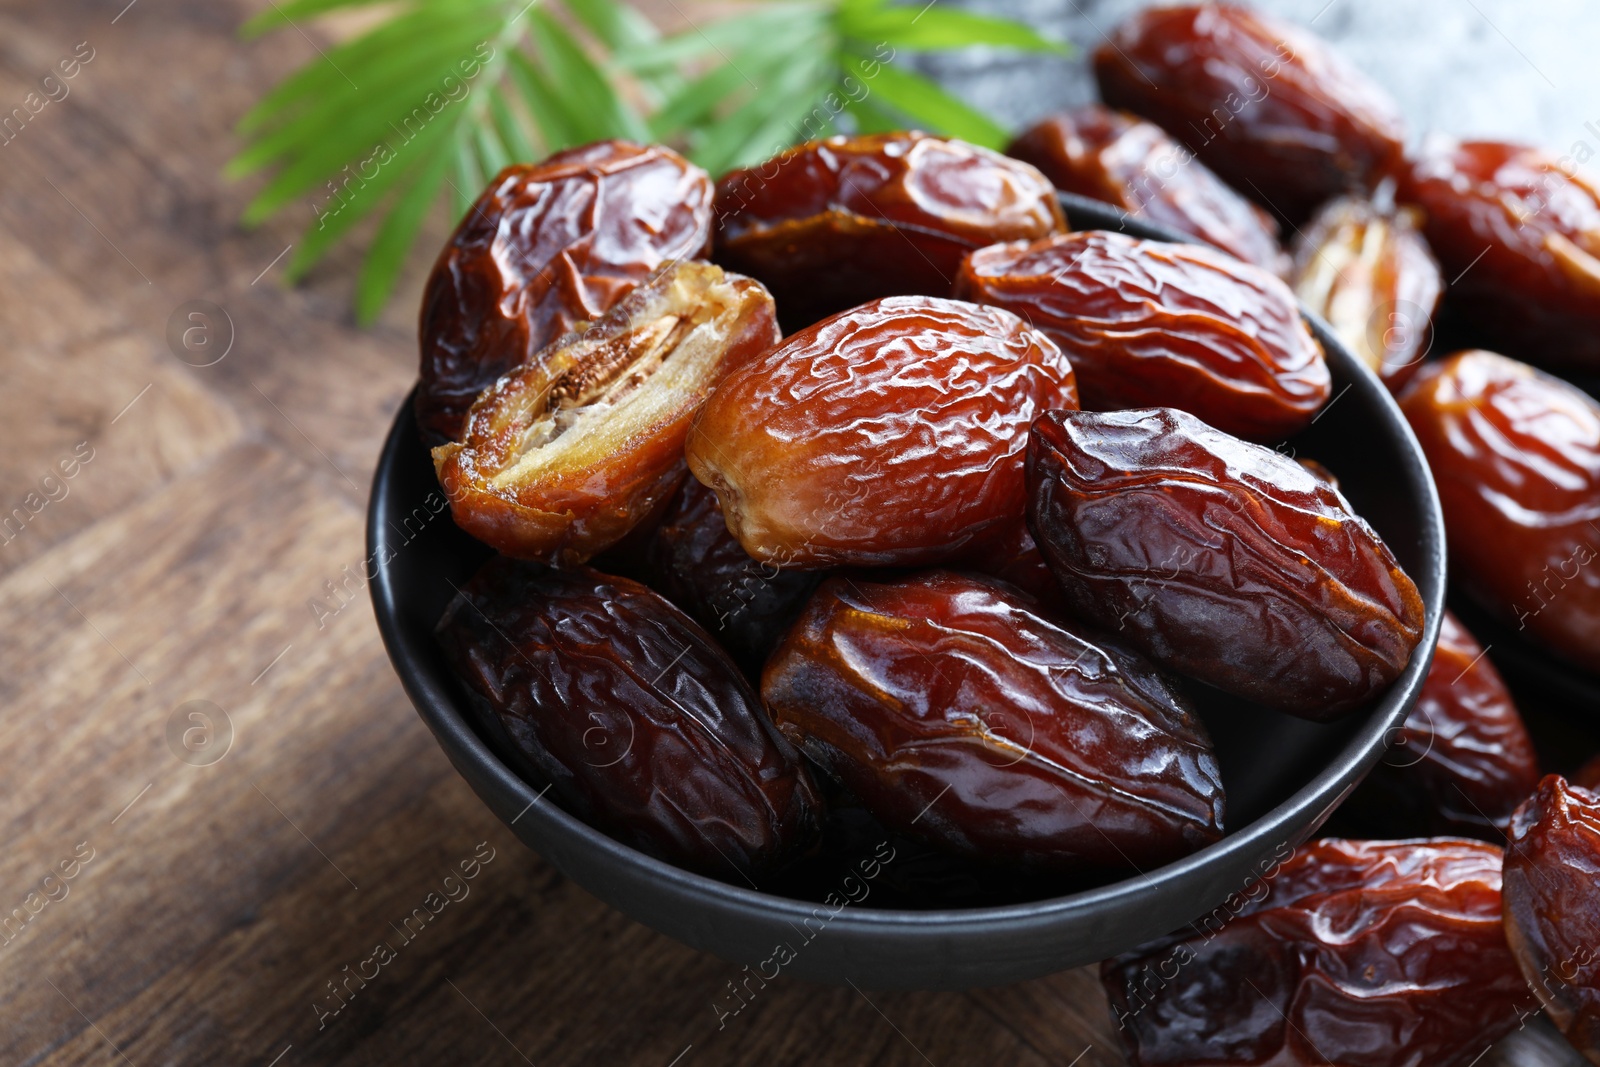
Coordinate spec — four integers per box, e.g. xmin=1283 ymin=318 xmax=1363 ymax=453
xmin=643 ymin=477 xmax=822 ymax=678
xmin=762 ymin=571 xmax=1225 ymax=872
xmin=1094 ymin=4 xmax=1406 ymax=223
xmin=435 ymin=558 xmax=822 ymax=881
xmin=1345 ymin=610 xmax=1540 ymax=840
xmin=964 ymin=519 xmax=1072 ymax=618
xmin=1028 ymin=408 xmax=1424 ymax=718
xmin=1103 ymin=839 xmax=1528 ymax=1067
xmin=434 ymin=260 xmax=779 ymax=564
xmin=1401 ymin=351 xmax=1600 ymax=668
xmin=686 ymin=295 xmax=1077 ymax=569
xmin=1291 ymin=196 xmax=1442 ymax=393
xmin=1504 ymin=776 xmax=1600 ymax=1065
xmin=1399 ymin=140 xmax=1600 ymax=372
xmin=1006 ymin=105 xmax=1287 ymax=273
xmin=713 ymin=132 xmax=1063 ymax=329
xmin=954 ymin=232 xmax=1329 ymax=442
xmin=417 ymin=140 xmax=713 ymax=441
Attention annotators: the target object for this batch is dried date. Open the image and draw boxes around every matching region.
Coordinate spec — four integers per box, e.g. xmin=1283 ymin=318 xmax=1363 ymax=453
xmin=762 ymin=571 xmax=1224 ymax=872
xmin=1027 ymin=407 xmax=1424 ymax=717
xmin=435 ymin=557 xmax=821 ymax=881
xmin=434 ymin=260 xmax=779 ymax=564
xmin=1290 ymin=196 xmax=1442 ymax=393
xmin=1103 ymin=838 xmax=1528 ymax=1067
xmin=1400 ymin=350 xmax=1600 ymax=668
xmin=685 ymin=295 xmax=1076 ymax=569
xmin=1343 ymin=610 xmax=1540 ymax=839
xmin=954 ymin=231 xmax=1328 ymax=441
xmin=1399 ymin=139 xmax=1600 ymax=373
xmin=1006 ymin=105 xmax=1286 ymax=273
xmin=417 ymin=140 xmax=713 ymax=441
xmin=1504 ymin=776 xmax=1600 ymax=1065
xmin=1094 ymin=4 xmax=1406 ymax=223
xmin=713 ymin=132 xmax=1063 ymax=329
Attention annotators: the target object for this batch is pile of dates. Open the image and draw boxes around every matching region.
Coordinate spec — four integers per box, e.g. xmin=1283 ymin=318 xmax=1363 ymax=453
xmin=419 ymin=5 xmax=1600 ymax=1066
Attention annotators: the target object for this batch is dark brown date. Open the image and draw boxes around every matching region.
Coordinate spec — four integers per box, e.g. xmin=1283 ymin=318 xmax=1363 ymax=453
xmin=642 ymin=477 xmax=822 ymax=678
xmin=954 ymin=231 xmax=1328 ymax=441
xmin=1006 ymin=105 xmax=1286 ymax=273
xmin=713 ymin=132 xmax=1063 ymax=329
xmin=1504 ymin=776 xmax=1600 ymax=1065
xmin=1290 ymin=196 xmax=1442 ymax=393
xmin=1103 ymin=838 xmax=1527 ymax=1067
xmin=417 ymin=140 xmax=713 ymax=442
xmin=1027 ymin=407 xmax=1424 ymax=718
xmin=686 ymin=295 xmax=1076 ymax=569
xmin=762 ymin=571 xmax=1224 ymax=872
xmin=1400 ymin=351 xmax=1600 ymax=668
xmin=1399 ymin=140 xmax=1600 ymax=372
xmin=1094 ymin=4 xmax=1406 ymax=223
xmin=1343 ymin=610 xmax=1540 ymax=840
xmin=435 ymin=557 xmax=821 ymax=881
xmin=434 ymin=260 xmax=778 ymax=564
xmin=1577 ymin=754 xmax=1600 ymax=793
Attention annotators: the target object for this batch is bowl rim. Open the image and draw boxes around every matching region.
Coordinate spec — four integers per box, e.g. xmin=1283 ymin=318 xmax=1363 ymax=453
xmin=367 ymin=190 xmax=1447 ymax=935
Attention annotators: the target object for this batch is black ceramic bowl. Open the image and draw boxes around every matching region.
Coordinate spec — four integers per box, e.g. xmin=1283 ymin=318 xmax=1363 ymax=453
xmin=367 ymin=194 xmax=1446 ymax=990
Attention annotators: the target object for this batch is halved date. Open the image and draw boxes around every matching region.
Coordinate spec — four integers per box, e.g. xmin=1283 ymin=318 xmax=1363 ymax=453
xmin=417 ymin=140 xmax=713 ymax=441
xmin=436 ymin=557 xmax=821 ymax=881
xmin=685 ymin=295 xmax=1076 ymax=569
xmin=1027 ymin=407 xmax=1424 ymax=717
xmin=954 ymin=232 xmax=1329 ymax=442
xmin=1094 ymin=4 xmax=1406 ymax=223
xmin=1103 ymin=838 xmax=1527 ymax=1067
xmin=434 ymin=260 xmax=779 ymax=564
xmin=762 ymin=571 xmax=1224 ymax=872
xmin=1400 ymin=351 xmax=1600 ymax=668
xmin=713 ymin=132 xmax=1063 ymax=329
xmin=1504 ymin=776 xmax=1600 ymax=1065
xmin=1006 ymin=105 xmax=1286 ymax=273
xmin=1290 ymin=196 xmax=1442 ymax=393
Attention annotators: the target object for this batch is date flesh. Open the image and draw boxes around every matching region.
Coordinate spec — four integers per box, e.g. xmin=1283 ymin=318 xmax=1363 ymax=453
xmin=434 ymin=260 xmax=779 ymax=564
xmin=1103 ymin=838 xmax=1528 ymax=1067
xmin=1006 ymin=105 xmax=1286 ymax=273
xmin=1290 ymin=196 xmax=1442 ymax=393
xmin=713 ymin=132 xmax=1063 ymax=329
xmin=1399 ymin=140 xmax=1600 ymax=372
xmin=762 ymin=571 xmax=1224 ymax=872
xmin=1094 ymin=4 xmax=1406 ymax=223
xmin=686 ymin=295 xmax=1076 ymax=569
xmin=1504 ymin=776 xmax=1600 ymax=1065
xmin=417 ymin=140 xmax=713 ymax=441
xmin=1027 ymin=407 xmax=1424 ymax=718
xmin=954 ymin=231 xmax=1328 ymax=441
xmin=1400 ymin=350 xmax=1600 ymax=668
xmin=1343 ymin=610 xmax=1540 ymax=839
xmin=642 ymin=477 xmax=821 ymax=678
xmin=435 ymin=557 xmax=821 ymax=881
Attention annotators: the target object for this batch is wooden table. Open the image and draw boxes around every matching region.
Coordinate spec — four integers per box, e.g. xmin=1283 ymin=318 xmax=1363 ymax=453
xmin=0 ymin=2 xmax=1585 ymax=1064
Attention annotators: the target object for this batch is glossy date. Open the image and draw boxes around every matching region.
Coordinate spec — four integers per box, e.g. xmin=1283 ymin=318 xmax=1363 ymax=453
xmin=435 ymin=557 xmax=821 ymax=881
xmin=1006 ymin=104 xmax=1286 ymax=273
xmin=1504 ymin=776 xmax=1600 ymax=1066
xmin=1103 ymin=838 xmax=1527 ymax=1067
xmin=686 ymin=295 xmax=1076 ymax=569
xmin=1027 ymin=407 xmax=1424 ymax=717
xmin=762 ymin=571 xmax=1224 ymax=872
xmin=1400 ymin=350 xmax=1600 ymax=668
xmin=417 ymin=140 xmax=713 ymax=441
xmin=434 ymin=260 xmax=779 ymax=564
xmin=713 ymin=132 xmax=1063 ymax=329
xmin=1094 ymin=4 xmax=1406 ymax=223
xmin=954 ymin=231 xmax=1328 ymax=441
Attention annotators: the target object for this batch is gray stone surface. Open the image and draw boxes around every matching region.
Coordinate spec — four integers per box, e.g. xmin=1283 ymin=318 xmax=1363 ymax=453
xmin=918 ymin=0 xmax=1600 ymax=154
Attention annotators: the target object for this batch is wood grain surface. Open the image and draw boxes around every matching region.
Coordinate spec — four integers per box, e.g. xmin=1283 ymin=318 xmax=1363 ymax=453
xmin=0 ymin=2 xmax=1584 ymax=1065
